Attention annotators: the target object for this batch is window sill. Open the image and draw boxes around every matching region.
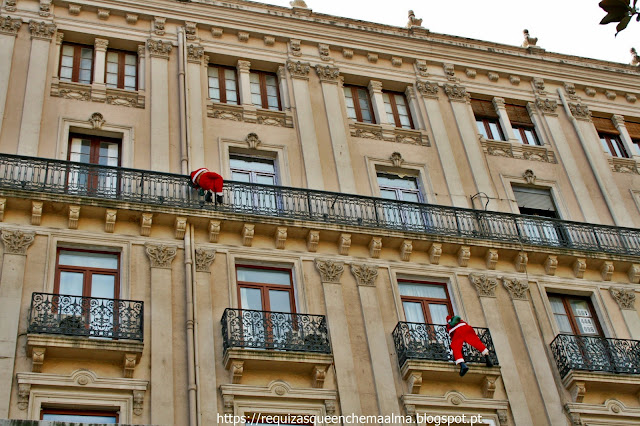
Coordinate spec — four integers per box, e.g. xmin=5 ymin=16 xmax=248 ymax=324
xmin=50 ymin=79 xmax=145 ymax=108
xmin=479 ymin=136 xmax=557 ymax=163
xmin=608 ymin=156 xmax=640 ymax=174
xmin=207 ymin=101 xmax=294 ymax=128
xmin=349 ymin=122 xmax=430 ymax=146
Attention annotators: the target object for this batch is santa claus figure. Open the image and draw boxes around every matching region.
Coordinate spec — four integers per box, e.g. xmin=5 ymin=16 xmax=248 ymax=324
xmin=190 ymin=168 xmax=224 ymax=204
xmin=446 ymin=315 xmax=493 ymax=376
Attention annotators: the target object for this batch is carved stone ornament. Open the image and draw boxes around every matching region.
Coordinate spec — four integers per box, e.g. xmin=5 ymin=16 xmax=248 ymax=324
xmin=242 ymin=224 xmax=255 ymax=247
xmin=443 ymin=84 xmax=468 ymax=102
xmin=631 ymin=47 xmax=639 ymax=66
xmin=390 ymin=152 xmax=404 ymax=167
xmin=545 ymin=255 xmax=558 ymax=275
xmin=89 ymin=112 xmax=105 ymax=130
xmin=186 ymin=44 xmax=204 ymax=63
xmin=485 ymin=249 xmax=498 ymax=270
xmin=195 ymin=248 xmax=216 ymax=272
xmin=325 ymin=400 xmax=336 ymax=416
xmin=457 ymin=245 xmax=470 ymax=267
xmin=97 ymin=8 xmax=110 ymax=20
xmin=342 ymin=48 xmax=353 ymax=59
xmin=391 ymin=56 xmax=402 ymax=67
xmin=245 ymin=132 xmax=261 ymax=149
xmin=350 ymin=263 xmax=378 ymax=287
xmin=0 ymin=16 xmax=22 ymax=35
xmin=522 ymin=169 xmax=536 ymax=184
xmin=609 ymin=287 xmax=635 ymax=310
xmin=314 ymin=259 xmax=344 ymax=283
xmin=532 ymin=77 xmax=545 ymax=94
xmin=415 ymin=59 xmax=428 ymax=76
xmin=237 ymin=32 xmax=249 ymax=42
xmin=400 ymin=240 xmax=412 ymax=261
xmin=584 ymin=87 xmax=596 ymax=97
xmin=68 ymin=205 xmax=80 ymax=229
xmin=626 ymin=94 xmax=637 ymax=103
xmin=223 ymin=394 xmax=234 ymax=414
xmin=465 ymin=68 xmax=476 ymax=79
xmin=307 ymin=230 xmax=319 ymax=252
xmin=429 ymin=243 xmax=442 ymax=264
xmin=406 ymin=10 xmax=423 ymax=28
xmin=5 ymin=0 xmax=16 ymax=12
xmin=443 ymin=63 xmax=455 ymax=79
xmin=416 ymin=80 xmax=439 ymax=98
xmin=208 ymin=220 xmax=220 ymax=243
xmin=147 ymin=39 xmax=172 ymax=58
xmin=564 ymin=82 xmax=577 ymax=98
xmin=522 ymin=29 xmax=538 ymax=47
xmin=211 ymin=27 xmax=223 ymax=38
xmin=39 ymin=1 xmax=51 ymax=17
xmin=573 ymin=258 xmax=587 ymax=279
xmin=502 ymin=277 xmax=529 ymax=300
xmin=184 ymin=21 xmax=197 ymax=40
xmin=535 ymin=96 xmax=558 ymax=114
xmin=263 ymin=35 xmax=275 ymax=46
xmin=1 ymin=229 xmax=35 ymax=255
xmin=17 ymin=383 xmax=30 ymax=410
xmin=487 ymin=72 xmax=499 ymax=82
xmin=367 ymin=52 xmax=378 ymax=63
xmin=28 ymin=20 xmax=56 ymax=40
xmin=369 ymin=237 xmax=381 ymax=258
xmin=569 ymin=103 xmax=591 ymax=121
xmin=469 ymin=273 xmax=498 ymax=297
xmin=145 ymin=244 xmax=177 ymax=269
xmin=318 ymin=43 xmax=330 ymax=61
xmin=289 ymin=39 xmax=301 ymax=57
xmin=509 ymin=75 xmax=521 ymax=85
xmin=601 ymin=261 xmax=614 ymax=281
xmin=275 ymin=226 xmax=287 ymax=249
xmin=290 ymin=0 xmax=308 ymax=7
xmin=315 ymin=64 xmax=340 ymax=82
xmin=133 ymin=390 xmax=144 ymax=416
xmin=286 ymin=60 xmax=310 ymax=78
xmin=154 ymin=17 xmax=165 ymax=35
xmin=126 ymin=13 xmax=138 ymax=24
xmin=338 ymin=233 xmax=351 ymax=255
xmin=605 ymin=90 xmax=617 ymax=100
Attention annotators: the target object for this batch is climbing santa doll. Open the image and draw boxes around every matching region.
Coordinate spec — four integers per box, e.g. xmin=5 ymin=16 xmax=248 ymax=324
xmin=446 ymin=314 xmax=493 ymax=376
xmin=189 ymin=168 xmax=224 ymax=204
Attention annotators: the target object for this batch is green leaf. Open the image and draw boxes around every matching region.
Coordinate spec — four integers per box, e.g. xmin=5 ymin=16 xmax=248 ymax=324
xmin=615 ymin=14 xmax=632 ymax=34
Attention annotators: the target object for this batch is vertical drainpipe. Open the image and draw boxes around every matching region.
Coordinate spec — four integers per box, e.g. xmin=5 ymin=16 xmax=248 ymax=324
xmin=178 ymin=27 xmax=190 ymax=174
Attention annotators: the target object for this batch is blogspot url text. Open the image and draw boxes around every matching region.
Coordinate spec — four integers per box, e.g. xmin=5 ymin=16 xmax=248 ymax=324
xmin=218 ymin=413 xmax=486 ymax=425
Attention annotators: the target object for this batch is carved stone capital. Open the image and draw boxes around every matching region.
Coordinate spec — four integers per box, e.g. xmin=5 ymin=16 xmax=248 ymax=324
xmin=368 ymin=80 xmax=383 ymax=93
xmin=1 ymin=229 xmax=35 ymax=255
xmin=314 ymin=259 xmax=344 ymax=283
xmin=94 ymin=38 xmax=108 ymax=51
xmin=286 ymin=60 xmax=310 ymax=79
xmin=314 ymin=64 xmax=340 ymax=82
xmin=351 ymin=263 xmax=378 ymax=287
xmin=145 ymin=244 xmax=177 ymax=269
xmin=469 ymin=273 xmax=497 ymax=298
xmin=569 ymin=102 xmax=591 ymax=121
xmin=368 ymin=237 xmax=382 ymax=258
xmin=307 ymin=230 xmax=319 ymax=252
xmin=609 ymin=287 xmax=635 ymax=310
xmin=186 ymin=44 xmax=204 ymax=63
xmin=0 ymin=16 xmax=22 ymax=36
xmin=416 ymin=80 xmax=439 ymax=98
xmin=400 ymin=240 xmax=412 ymax=261
xmin=502 ymin=277 xmax=529 ymax=300
xmin=147 ymin=39 xmax=172 ymax=59
xmin=195 ymin=248 xmax=216 ymax=272
xmin=492 ymin=97 xmax=506 ymax=109
xmin=28 ymin=20 xmax=56 ymax=40
xmin=443 ymin=84 xmax=468 ymax=102
xmin=535 ymin=96 xmax=558 ymax=115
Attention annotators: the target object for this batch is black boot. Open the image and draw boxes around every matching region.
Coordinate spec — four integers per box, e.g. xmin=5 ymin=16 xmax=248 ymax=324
xmin=205 ymin=191 xmax=213 ymax=203
xmin=485 ymin=354 xmax=493 ymax=368
xmin=215 ymin=194 xmax=224 ymax=204
xmin=459 ymin=362 xmax=469 ymax=377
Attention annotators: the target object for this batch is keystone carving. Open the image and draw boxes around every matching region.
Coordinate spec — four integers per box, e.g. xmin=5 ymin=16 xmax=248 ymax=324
xmin=523 ymin=169 xmax=536 ymax=184
xmin=351 ymin=263 xmax=378 ymax=287
xmin=195 ymin=248 xmax=216 ymax=272
xmin=609 ymin=287 xmax=635 ymax=310
xmin=145 ymin=244 xmax=177 ymax=269
xmin=502 ymin=277 xmax=529 ymax=300
xmin=469 ymin=273 xmax=497 ymax=297
xmin=1 ymin=229 xmax=35 ymax=255
xmin=314 ymin=259 xmax=344 ymax=283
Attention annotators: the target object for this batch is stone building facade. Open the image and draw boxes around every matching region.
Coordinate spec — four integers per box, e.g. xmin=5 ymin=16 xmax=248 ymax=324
xmin=0 ymin=0 xmax=639 ymax=425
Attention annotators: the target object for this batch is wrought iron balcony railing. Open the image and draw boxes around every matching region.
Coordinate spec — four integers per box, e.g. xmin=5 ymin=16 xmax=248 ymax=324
xmin=27 ymin=292 xmax=144 ymax=341
xmin=221 ymin=308 xmax=331 ymax=354
xmin=393 ymin=321 xmax=499 ymax=367
xmin=550 ymin=334 xmax=640 ymax=378
xmin=1 ymin=153 xmax=639 ymax=256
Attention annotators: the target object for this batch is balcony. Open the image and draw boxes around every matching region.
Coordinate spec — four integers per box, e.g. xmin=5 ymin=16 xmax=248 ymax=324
xmin=551 ymin=334 xmax=640 ymax=403
xmin=0 ymin=153 xmax=638 ymax=256
xmin=26 ymin=292 xmax=144 ymax=376
xmin=393 ymin=322 xmax=500 ymax=396
xmin=221 ymin=308 xmax=332 ymax=387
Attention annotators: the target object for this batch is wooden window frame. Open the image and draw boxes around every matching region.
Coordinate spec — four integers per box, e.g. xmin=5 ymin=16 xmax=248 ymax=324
xmin=236 ymin=265 xmax=296 ymax=313
xmin=208 ymin=64 xmax=239 ymax=104
xmin=599 ymin=132 xmax=629 ymax=158
xmin=250 ymin=70 xmax=282 ymax=111
xmin=59 ymin=43 xmax=95 ymax=84
xmin=41 ymin=408 xmax=119 ymax=422
xmin=512 ymin=125 xmax=541 ymax=146
xmin=105 ymin=49 xmax=138 ymax=91
xmin=344 ymin=85 xmax=376 ymax=124
xmin=229 ymin=154 xmax=277 ymax=185
xmin=548 ymin=293 xmax=604 ymax=336
xmin=68 ymin=133 xmax=122 ymax=166
xmin=399 ymin=279 xmax=453 ymax=324
xmin=376 ymin=172 xmax=422 ymax=202
xmin=476 ymin=117 xmax=505 ymax=141
xmin=383 ymin=91 xmax=414 ymax=129
xmin=633 ymin=138 xmax=640 ymax=156
xmin=53 ymin=248 xmax=121 ymax=300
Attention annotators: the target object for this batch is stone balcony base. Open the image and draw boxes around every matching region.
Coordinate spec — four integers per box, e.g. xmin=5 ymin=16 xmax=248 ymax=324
xmin=562 ymin=369 xmax=640 ymax=403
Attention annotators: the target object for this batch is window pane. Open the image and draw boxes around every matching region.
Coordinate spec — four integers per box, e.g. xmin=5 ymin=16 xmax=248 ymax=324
xmin=231 ymin=171 xmax=250 ymax=182
xmin=91 ymin=274 xmax=115 ymax=299
xmin=59 ymin=250 xmax=118 ymax=269
xmin=357 ymin=89 xmax=373 ymax=123
xmin=379 ymin=189 xmax=397 ymax=200
xmin=377 ymin=174 xmax=418 ymax=190
xmin=269 ymin=290 xmax=291 ymax=312
xmin=99 ymin=142 xmax=119 ymax=166
xmin=124 ymin=75 xmax=136 ymax=90
xmin=106 ymin=73 xmax=117 ymax=86
xmin=250 ymin=73 xmax=262 ymax=106
xmin=383 ymin=93 xmax=395 ymax=124
xmin=476 ymin=120 xmax=489 ymax=138
xmin=428 ymin=304 xmax=449 ymax=325
xmin=343 ymin=88 xmax=357 ymax=119
xmin=600 ymin=137 xmax=613 ymax=155
xmin=524 ymin=129 xmax=538 ymax=145
xmin=59 ymin=271 xmax=84 ymax=296
xmin=224 ymin=69 xmax=238 ymax=104
xmin=399 ymin=282 xmax=447 ymax=299
xmin=69 ymin=138 xmax=92 ymax=163
xmin=513 ymin=128 xmax=524 ymax=144
xmin=237 ymin=267 xmax=290 ymax=285
xmin=230 ymin=156 xmax=275 ymax=174
xmin=403 ymin=301 xmax=425 ymax=323
xmin=255 ymin=174 xmax=275 ymax=185
xmin=402 ymin=191 xmax=420 ymax=202
xmin=240 ymin=287 xmax=262 ymax=310
xmin=43 ymin=414 xmax=116 ymax=423
xmin=125 ymin=54 xmax=136 ymax=66
xmin=488 ymin=122 xmax=503 ymax=140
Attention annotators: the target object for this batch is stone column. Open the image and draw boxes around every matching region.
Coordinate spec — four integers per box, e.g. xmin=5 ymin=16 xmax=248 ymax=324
xmin=137 ymin=44 xmax=145 ymax=91
xmin=0 ymin=16 xmax=22 ymax=137
xmin=286 ymin=61 xmax=324 ymax=190
xmin=0 ymin=230 xmax=35 ymax=418
xmin=612 ymin=114 xmax=639 ymax=159
xmin=52 ymin=32 xmax=63 ymax=80
xmin=17 ymin=21 xmax=56 ymax=157
xmin=532 ymin=98 xmax=600 ymax=223
xmin=443 ymin=84 xmax=497 ymax=203
xmin=236 ymin=59 xmax=252 ymax=107
xmin=314 ymin=259 xmax=362 ymax=417
xmin=145 ymin=243 xmax=178 ymax=425
xmin=416 ymin=81 xmax=468 ymax=208
xmin=91 ymin=38 xmax=108 ymax=102
xmin=609 ymin=287 xmax=640 ymax=339
xmin=147 ymin=39 xmax=172 ymax=172
xmin=493 ymin=97 xmax=517 ymax=142
xmin=194 ymin=248 xmax=217 ymax=426
xmin=405 ymin=85 xmax=424 ymax=130
xmin=277 ymin=65 xmax=290 ymax=111
xmin=368 ymin=80 xmax=388 ymax=125
xmin=186 ymin=45 xmax=205 ymax=170
xmin=501 ymin=278 xmax=565 ymax=425
xmin=314 ymin=65 xmax=356 ymax=193
xmin=350 ymin=264 xmax=399 ymax=416
xmin=468 ymin=273 xmax=533 ymax=426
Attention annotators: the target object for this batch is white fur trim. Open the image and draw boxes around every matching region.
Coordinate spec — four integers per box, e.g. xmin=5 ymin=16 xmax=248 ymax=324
xmin=482 ymin=349 xmax=489 ymax=355
xmin=448 ymin=322 xmax=467 ymax=334
xmin=455 ymin=358 xmax=465 ymax=364
xmin=192 ymin=168 xmax=208 ymax=184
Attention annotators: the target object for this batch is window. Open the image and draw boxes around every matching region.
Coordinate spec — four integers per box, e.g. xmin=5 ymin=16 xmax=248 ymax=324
xmin=60 ymin=43 xmax=94 ymax=84
xmin=471 ymin=99 xmax=505 ymax=141
xmin=343 ymin=85 xmax=375 ymax=124
xmin=548 ymin=294 xmax=602 ymax=336
xmin=506 ymin=104 xmax=541 ymax=145
xmin=593 ymin=116 xmax=629 ymax=158
xmin=208 ymin=65 xmax=238 ymax=104
xmin=68 ymin=134 xmax=121 ymax=195
xmin=377 ymin=172 xmax=425 ymax=229
xmin=625 ymin=120 xmax=640 ymax=155
xmin=42 ymin=409 xmax=118 ymax=423
xmin=106 ymin=50 xmax=137 ymax=91
xmin=250 ymin=70 xmax=281 ymax=110
xmin=230 ymin=154 xmax=278 ymax=211
xmin=383 ymin=91 xmax=413 ymax=129
xmin=512 ymin=186 xmax=565 ymax=245
xmin=399 ymin=280 xmax=453 ymax=325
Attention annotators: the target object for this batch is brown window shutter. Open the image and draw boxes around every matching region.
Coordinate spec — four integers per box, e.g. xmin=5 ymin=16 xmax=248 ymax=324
xmin=625 ymin=120 xmax=640 ymax=139
xmin=471 ymin=99 xmax=499 ymax=119
xmin=506 ymin=104 xmax=533 ymax=126
xmin=592 ymin=117 xmax=618 ymax=134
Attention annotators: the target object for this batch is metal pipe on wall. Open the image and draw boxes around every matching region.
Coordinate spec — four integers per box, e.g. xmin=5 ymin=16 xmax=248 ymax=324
xmin=177 ymin=27 xmax=190 ymax=174
xmin=184 ymin=223 xmax=197 ymax=426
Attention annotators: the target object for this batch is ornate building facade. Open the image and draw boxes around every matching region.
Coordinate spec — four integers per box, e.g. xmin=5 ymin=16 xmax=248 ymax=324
xmin=0 ymin=0 xmax=639 ymax=425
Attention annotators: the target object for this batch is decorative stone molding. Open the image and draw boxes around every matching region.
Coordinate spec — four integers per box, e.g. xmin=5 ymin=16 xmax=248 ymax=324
xmin=487 ymin=72 xmax=499 ymax=82
xmin=318 ymin=43 xmax=330 ymax=61
xmin=17 ymin=383 xmax=29 ymax=410
xmin=469 ymin=273 xmax=497 ymax=297
xmin=28 ymin=20 xmax=55 ymax=40
xmin=275 ymin=226 xmax=287 ymax=249
xmin=306 ymin=230 xmax=319 ymax=252
xmin=479 ymin=138 xmax=557 ymax=163
xmin=400 ymin=240 xmax=412 ymax=261
xmin=569 ymin=381 xmax=586 ymax=403
xmin=31 ymin=201 xmax=43 ymax=226
xmin=184 ymin=21 xmax=197 ymax=40
xmin=584 ymin=87 xmax=596 ymax=97
xmin=244 ymin=132 xmax=261 ymax=149
xmin=0 ymin=16 xmax=22 ymax=36
xmin=39 ymin=1 xmax=51 ymax=17
xmin=342 ymin=48 xmax=353 ymax=59
xmin=31 ymin=347 xmax=45 ymax=372
xmin=573 ymin=258 xmax=587 ymax=278
xmin=535 ymin=96 xmax=558 ymax=115
xmin=509 ymin=75 xmax=521 ymax=85
xmin=237 ymin=31 xmax=249 ymax=42
xmin=147 ymin=39 xmax=172 ymax=58
xmin=366 ymin=237 xmax=382 ymax=258
xmin=97 ymin=8 xmax=110 ymax=20
xmin=485 ymin=249 xmax=498 ymax=270
xmin=443 ymin=84 xmax=468 ymax=102
xmin=389 ymin=151 xmax=404 ymax=167
xmin=514 ymin=251 xmax=528 ymax=273
xmin=263 ymin=35 xmax=275 ymax=46
xmin=416 ymin=80 xmax=439 ymax=98
xmin=123 ymin=353 xmax=137 ymax=378
xmin=497 ymin=409 xmax=509 ymax=425
xmin=289 ymin=39 xmax=301 ymax=57
xmin=312 ymin=365 xmax=329 ymax=388
xmin=391 ymin=56 xmax=402 ymax=67
xmin=195 ymin=248 xmax=216 ymax=272
xmin=222 ymin=394 xmax=234 ymax=414
xmin=211 ymin=27 xmax=223 ymax=37
xmin=605 ymin=90 xmax=616 ymax=100
xmin=133 ymin=390 xmax=144 ymax=416
xmin=482 ymin=375 xmax=498 ymax=398
xmin=186 ymin=44 xmax=204 ymax=63
xmin=1 ymin=230 xmax=35 ymax=255
xmin=230 ymin=360 xmax=244 ymax=383
xmin=429 ymin=243 xmax=442 ymax=264
xmin=502 ymin=277 xmax=529 ymax=300
xmin=367 ymin=52 xmax=378 ymax=63
xmin=104 ymin=209 xmax=116 ymax=233
xmin=626 ymin=93 xmax=637 ymax=103
xmin=338 ymin=233 xmax=351 ymax=255
xmin=443 ymin=63 xmax=455 ymax=80
xmin=242 ymin=224 xmax=255 ymax=247
xmin=315 ymin=259 xmax=344 ymax=283
xmin=564 ymin=82 xmax=577 ymax=98
xmin=569 ymin=103 xmax=591 ymax=121
xmin=209 ymin=220 xmax=221 ymax=243
xmin=5 ymin=0 xmax=16 ymax=12
xmin=125 ymin=13 xmax=138 ymax=24
xmin=153 ymin=17 xmax=165 ymax=35
xmin=145 ymin=244 xmax=177 ymax=269
xmin=532 ymin=77 xmax=546 ymax=94
xmin=140 ymin=213 xmax=152 ymax=237
xmin=609 ymin=157 xmax=640 ymax=174
xmin=89 ymin=112 xmax=105 ymax=129
xmin=601 ymin=261 xmax=614 ymax=281
xmin=351 ymin=263 xmax=378 ymax=287
xmin=174 ymin=217 xmax=187 ymax=239
xmin=207 ymin=103 xmax=243 ymax=121
xmin=544 ymin=255 xmax=558 ymax=275
xmin=523 ymin=169 xmax=536 ymax=184
xmin=407 ymin=371 xmax=422 ymax=394
xmin=415 ymin=59 xmax=428 ymax=76
xmin=314 ymin=64 xmax=340 ymax=82
xmin=287 ymin=60 xmax=310 ymax=79
xmin=465 ymin=68 xmax=476 ymax=79
xmin=628 ymin=264 xmax=640 ymax=284
xmin=457 ymin=246 xmax=470 ymax=267
xmin=609 ymin=287 xmax=635 ymax=310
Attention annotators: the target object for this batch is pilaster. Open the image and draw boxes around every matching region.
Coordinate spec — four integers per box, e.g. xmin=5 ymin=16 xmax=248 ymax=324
xmin=609 ymin=287 xmax=640 ymax=339
xmin=186 ymin=44 xmax=205 ymax=169
xmin=236 ymin=59 xmax=252 ymax=106
xmin=0 ymin=16 xmax=22 ymax=136
xmin=147 ymin=39 xmax=172 ymax=172
xmin=368 ymin=80 xmax=388 ymax=125
xmin=92 ymin=38 xmax=108 ymax=101
xmin=493 ymin=97 xmax=518 ymax=142
xmin=612 ymin=114 xmax=639 ymax=160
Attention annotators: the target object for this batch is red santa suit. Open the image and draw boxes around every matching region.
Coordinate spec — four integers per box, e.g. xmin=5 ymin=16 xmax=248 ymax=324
xmin=190 ymin=168 xmax=224 ymax=194
xmin=446 ymin=315 xmax=489 ymax=365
